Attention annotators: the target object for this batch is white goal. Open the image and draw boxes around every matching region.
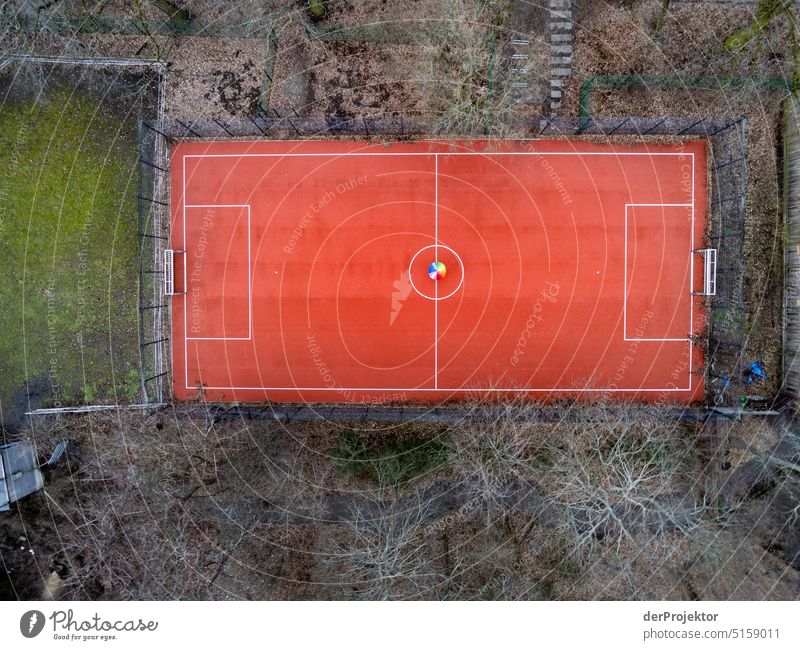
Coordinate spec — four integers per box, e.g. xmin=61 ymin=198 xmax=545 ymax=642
xmin=163 ymin=249 xmax=186 ymax=296
xmin=694 ymin=248 xmax=717 ymax=296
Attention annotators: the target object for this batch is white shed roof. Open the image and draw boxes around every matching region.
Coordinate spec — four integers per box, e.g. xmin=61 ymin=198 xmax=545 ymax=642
xmin=0 ymin=448 xmax=9 ymax=511
xmin=1 ymin=443 xmax=43 ymax=509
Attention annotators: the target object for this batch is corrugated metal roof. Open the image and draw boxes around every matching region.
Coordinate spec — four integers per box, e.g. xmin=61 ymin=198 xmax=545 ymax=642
xmin=0 ymin=449 xmax=9 ymax=511
xmin=1 ymin=443 xmax=43 ymax=508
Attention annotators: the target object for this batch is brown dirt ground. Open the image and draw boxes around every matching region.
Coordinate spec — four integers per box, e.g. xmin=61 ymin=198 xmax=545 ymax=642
xmin=270 ymin=14 xmax=429 ymax=116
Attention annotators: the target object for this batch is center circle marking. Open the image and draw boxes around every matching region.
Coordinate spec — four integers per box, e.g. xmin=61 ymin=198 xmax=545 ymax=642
xmin=409 ymin=244 xmax=464 ymax=300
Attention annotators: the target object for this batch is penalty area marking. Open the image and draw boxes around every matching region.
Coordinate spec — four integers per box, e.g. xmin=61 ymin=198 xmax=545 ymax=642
xmin=623 ymin=203 xmax=694 ymax=343
xmin=183 ymin=204 xmax=252 ymax=341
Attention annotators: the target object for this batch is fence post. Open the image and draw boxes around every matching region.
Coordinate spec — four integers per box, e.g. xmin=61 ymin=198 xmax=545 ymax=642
xmin=607 ymin=116 xmax=631 ymax=135
xmin=142 ymin=120 xmax=173 ymax=142
xmin=641 ymin=117 xmax=667 ymax=135
xmin=678 ymin=117 xmax=705 ymax=135
xmin=175 ymin=118 xmax=201 ymax=137
xmin=212 ymin=118 xmax=234 ymax=137
xmin=575 ymin=116 xmax=591 ymax=135
xmin=139 ymin=158 xmax=166 ymax=172
xmin=248 ymin=115 xmax=267 ymax=135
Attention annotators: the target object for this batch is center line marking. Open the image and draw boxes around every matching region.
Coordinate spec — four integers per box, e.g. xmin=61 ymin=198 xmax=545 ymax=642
xmin=435 ymin=153 xmax=439 ymax=389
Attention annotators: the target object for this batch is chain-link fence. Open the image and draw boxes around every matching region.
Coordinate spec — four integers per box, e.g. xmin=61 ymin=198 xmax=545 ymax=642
xmin=144 ymin=113 xmax=747 ymax=409
xmin=198 ymin=402 xmax=707 ymax=426
xmin=166 ymin=110 xmax=434 ymax=139
xmin=783 ymin=98 xmax=800 ymax=400
xmin=138 ymin=116 xmax=171 ymax=404
xmin=706 ymin=119 xmax=747 ymax=406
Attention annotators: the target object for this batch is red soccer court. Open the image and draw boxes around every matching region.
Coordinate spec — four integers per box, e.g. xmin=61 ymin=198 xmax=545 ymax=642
xmin=169 ymin=139 xmax=707 ymax=404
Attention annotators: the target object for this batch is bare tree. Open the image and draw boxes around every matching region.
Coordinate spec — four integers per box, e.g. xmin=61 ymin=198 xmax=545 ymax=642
xmin=328 ymin=489 xmax=445 ymax=600
xmin=539 ymin=407 xmax=714 ymax=562
xmin=448 ymin=400 xmax=540 ymax=515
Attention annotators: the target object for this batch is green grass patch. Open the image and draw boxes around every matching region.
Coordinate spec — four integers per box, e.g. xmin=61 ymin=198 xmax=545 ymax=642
xmin=330 ymin=429 xmax=449 ymax=484
xmin=0 ymin=83 xmax=142 ymax=413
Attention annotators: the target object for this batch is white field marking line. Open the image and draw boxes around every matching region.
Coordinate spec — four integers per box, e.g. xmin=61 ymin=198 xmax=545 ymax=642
xmin=190 ymin=386 xmax=692 ymax=392
xmin=182 ymin=245 xmax=188 ymax=295
xmin=179 ymin=151 xmax=699 ymax=394
xmin=623 ymin=203 xmax=694 ymax=343
xmin=183 ymin=152 xmax=695 ymax=159
xmin=183 ymin=205 xmax=252 ymax=341
xmin=183 ymin=156 xmax=188 ymax=395
xmin=690 ymin=158 xmax=695 ymax=392
xmin=434 ymin=157 xmax=439 ymax=387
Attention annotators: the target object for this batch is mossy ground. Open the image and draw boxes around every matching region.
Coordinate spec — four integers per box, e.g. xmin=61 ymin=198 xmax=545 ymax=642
xmin=0 ymin=77 xmax=146 ymax=421
xmin=331 ymin=428 xmax=450 ymax=484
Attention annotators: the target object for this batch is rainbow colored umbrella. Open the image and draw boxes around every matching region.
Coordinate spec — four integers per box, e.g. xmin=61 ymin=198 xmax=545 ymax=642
xmin=428 ymin=261 xmax=447 ymax=281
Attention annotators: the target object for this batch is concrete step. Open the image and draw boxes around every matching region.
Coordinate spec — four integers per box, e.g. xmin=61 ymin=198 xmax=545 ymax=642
xmin=547 ymin=0 xmax=572 ymax=116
